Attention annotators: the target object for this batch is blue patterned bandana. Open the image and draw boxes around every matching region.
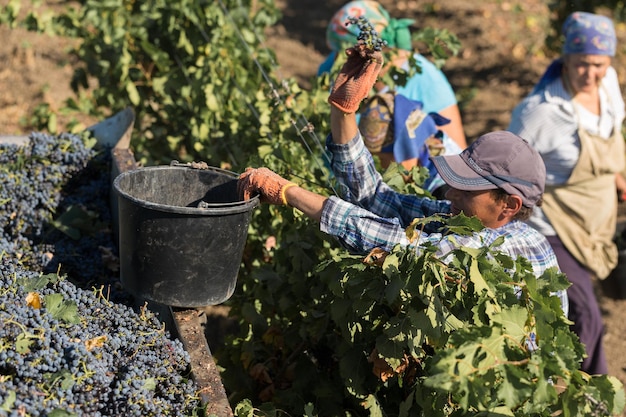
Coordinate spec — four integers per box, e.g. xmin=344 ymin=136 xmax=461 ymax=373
xmin=562 ymin=12 xmax=616 ymax=56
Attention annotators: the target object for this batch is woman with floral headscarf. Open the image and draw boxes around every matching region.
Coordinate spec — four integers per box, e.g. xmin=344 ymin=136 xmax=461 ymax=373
xmin=508 ymin=11 xmax=626 ymax=375
xmin=318 ymin=1 xmax=467 ymax=173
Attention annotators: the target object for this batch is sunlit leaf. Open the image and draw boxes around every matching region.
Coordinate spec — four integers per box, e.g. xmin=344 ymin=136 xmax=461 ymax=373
xmin=44 ymin=293 xmax=80 ymax=324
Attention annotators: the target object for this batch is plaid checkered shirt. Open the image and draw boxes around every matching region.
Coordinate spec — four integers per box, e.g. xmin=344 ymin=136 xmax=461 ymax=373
xmin=320 ymin=132 xmax=568 ymax=313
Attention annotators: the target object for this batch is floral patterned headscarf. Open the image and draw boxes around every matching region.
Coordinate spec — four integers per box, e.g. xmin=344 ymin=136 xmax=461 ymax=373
xmin=325 ymin=1 xmax=414 ymax=52
xmin=532 ymin=12 xmax=616 ymax=94
xmin=562 ymin=11 xmax=616 ymax=56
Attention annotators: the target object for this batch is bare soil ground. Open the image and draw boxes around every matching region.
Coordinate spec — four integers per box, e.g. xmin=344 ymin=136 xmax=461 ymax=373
xmin=1 ymin=0 xmax=626 ymax=409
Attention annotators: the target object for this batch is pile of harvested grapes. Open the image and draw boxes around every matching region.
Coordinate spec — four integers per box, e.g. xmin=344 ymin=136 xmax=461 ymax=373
xmin=0 ymin=133 xmax=203 ymax=416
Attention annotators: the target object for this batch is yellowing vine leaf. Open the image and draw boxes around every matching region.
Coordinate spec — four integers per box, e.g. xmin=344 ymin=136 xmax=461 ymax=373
xmin=25 ymin=292 xmax=42 ymax=309
xmin=85 ymin=335 xmax=107 ymax=351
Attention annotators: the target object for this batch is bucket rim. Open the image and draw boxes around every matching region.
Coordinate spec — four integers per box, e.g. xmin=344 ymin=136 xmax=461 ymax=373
xmin=113 ymin=164 xmax=260 ymax=215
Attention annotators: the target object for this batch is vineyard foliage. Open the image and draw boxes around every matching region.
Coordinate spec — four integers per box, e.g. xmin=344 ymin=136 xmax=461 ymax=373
xmin=1 ymin=0 xmax=625 ymax=416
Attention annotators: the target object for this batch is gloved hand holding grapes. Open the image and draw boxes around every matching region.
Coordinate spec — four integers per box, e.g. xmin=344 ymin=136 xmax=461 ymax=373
xmin=238 ymin=167 xmax=297 ymax=206
xmin=328 ymin=16 xmax=386 ymax=114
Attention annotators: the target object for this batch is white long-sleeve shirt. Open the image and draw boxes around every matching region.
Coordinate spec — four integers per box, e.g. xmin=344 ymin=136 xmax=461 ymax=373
xmin=508 ymin=66 xmax=625 ymax=235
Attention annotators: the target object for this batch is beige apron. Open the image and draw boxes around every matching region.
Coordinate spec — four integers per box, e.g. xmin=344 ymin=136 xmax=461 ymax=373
xmin=541 ymin=104 xmax=625 ymax=279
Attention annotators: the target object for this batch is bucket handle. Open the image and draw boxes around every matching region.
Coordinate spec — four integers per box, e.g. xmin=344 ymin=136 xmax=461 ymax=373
xmin=170 ymin=160 xmax=211 ymax=170
xmin=162 ymin=160 xmax=258 ymax=210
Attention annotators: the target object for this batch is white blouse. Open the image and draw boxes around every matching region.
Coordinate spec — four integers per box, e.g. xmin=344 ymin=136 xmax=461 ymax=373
xmin=508 ymin=66 xmax=625 ymax=235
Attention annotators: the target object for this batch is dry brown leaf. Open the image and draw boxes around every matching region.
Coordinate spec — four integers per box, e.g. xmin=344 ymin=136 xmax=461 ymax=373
xmin=26 ymin=292 xmax=42 ymax=309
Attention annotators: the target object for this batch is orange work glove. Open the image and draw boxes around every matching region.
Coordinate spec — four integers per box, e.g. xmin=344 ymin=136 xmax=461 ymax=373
xmin=238 ymin=167 xmax=297 ymax=206
xmin=328 ymin=44 xmax=384 ymax=114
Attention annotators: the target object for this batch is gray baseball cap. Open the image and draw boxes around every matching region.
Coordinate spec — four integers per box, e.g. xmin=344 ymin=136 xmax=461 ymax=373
xmin=430 ymin=131 xmax=546 ymax=207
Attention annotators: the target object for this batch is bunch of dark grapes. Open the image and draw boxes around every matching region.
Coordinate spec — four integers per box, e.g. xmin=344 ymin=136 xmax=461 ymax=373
xmin=0 ymin=132 xmax=202 ymax=416
xmin=346 ymin=16 xmax=387 ymax=51
xmin=0 ymin=261 xmax=201 ymax=416
xmin=0 ymin=131 xmax=128 ymax=302
xmin=0 ymin=132 xmax=96 ymax=258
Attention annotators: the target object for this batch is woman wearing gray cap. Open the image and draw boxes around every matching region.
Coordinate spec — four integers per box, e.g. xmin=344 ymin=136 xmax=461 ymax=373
xmin=239 ymin=41 xmax=568 ymax=315
xmin=508 ymin=11 xmax=625 ymax=375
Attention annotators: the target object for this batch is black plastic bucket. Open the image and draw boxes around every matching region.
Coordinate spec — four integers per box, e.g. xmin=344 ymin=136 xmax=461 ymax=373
xmin=113 ymin=165 xmax=259 ymax=307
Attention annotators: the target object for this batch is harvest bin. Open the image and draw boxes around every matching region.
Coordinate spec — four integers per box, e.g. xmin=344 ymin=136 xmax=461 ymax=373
xmin=113 ymin=164 xmax=259 ymax=308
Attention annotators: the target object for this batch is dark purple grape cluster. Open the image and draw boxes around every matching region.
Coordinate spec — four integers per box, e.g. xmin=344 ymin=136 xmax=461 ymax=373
xmin=0 ymin=264 xmax=201 ymax=416
xmin=0 ymin=132 xmax=128 ymax=302
xmin=346 ymin=16 xmax=387 ymax=51
xmin=0 ymin=132 xmax=202 ymax=416
xmin=0 ymin=132 xmax=95 ymax=248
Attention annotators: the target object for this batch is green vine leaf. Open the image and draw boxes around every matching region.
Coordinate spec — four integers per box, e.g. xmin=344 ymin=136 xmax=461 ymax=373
xmin=0 ymin=391 xmax=16 ymax=412
xmin=493 ymin=305 xmax=528 ymax=343
xmin=44 ymin=293 xmax=80 ymax=324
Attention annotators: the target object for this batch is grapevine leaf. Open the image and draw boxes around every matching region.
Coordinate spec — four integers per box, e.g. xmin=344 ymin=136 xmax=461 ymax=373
xmin=140 ymin=40 xmax=169 ymax=69
xmin=85 ymin=335 xmax=107 ymax=351
xmin=204 ymin=87 xmax=219 ymax=112
xmin=425 ymin=291 xmax=465 ymax=335
xmin=348 ymin=321 xmax=363 ymax=342
xmin=44 ymin=293 xmax=81 ymax=324
xmin=20 ymin=273 xmax=56 ymax=291
xmin=604 ymin=375 xmax=626 ymax=415
xmin=468 ymin=257 xmax=497 ymax=302
xmin=496 ymin=365 xmax=533 ymax=409
xmin=143 ymin=377 xmax=157 ymax=391
xmin=303 ymin=403 xmax=315 ymax=417
xmin=549 ymin=329 xmax=585 ymax=371
xmin=0 ymin=391 xmax=16 ymax=411
xmin=478 ymin=329 xmax=507 ymax=369
xmin=405 ymin=219 xmax=423 ymax=242
xmin=47 ymin=112 xmax=57 ymax=134
xmin=426 ymin=326 xmax=505 ymax=385
xmin=176 ymin=30 xmax=193 ymax=55
xmin=399 ymin=391 xmax=414 ymax=417
xmin=257 ymin=144 xmax=273 ymax=159
xmin=382 ymin=249 xmax=401 ymax=274
xmin=362 ymin=394 xmax=384 ymax=417
xmin=15 ymin=332 xmax=34 ymax=354
xmin=444 ymin=214 xmax=485 ymax=235
xmin=492 ymin=250 xmax=515 ymax=270
xmin=377 ymin=325 xmax=407 ymax=361
xmin=492 ymin=305 xmax=527 ymax=343
xmin=524 ymin=373 xmax=557 ymax=412
xmin=49 ymin=409 xmax=76 ymax=417
xmin=352 ymin=293 xmax=377 ymax=316
xmin=383 ymin=271 xmax=405 ymax=304
xmin=152 ymin=76 xmax=167 ymax=96
xmin=329 ymin=297 xmax=351 ymax=324
xmin=52 ymin=204 xmax=105 ymax=240
xmin=474 ymin=406 xmax=515 ymax=416
xmin=233 ymin=399 xmax=255 ymax=417
xmin=126 ymin=81 xmax=140 ymax=106
xmin=45 ymin=369 xmax=76 ymax=391
xmin=421 ymin=370 xmax=454 ymax=392
xmin=338 ymin=347 xmax=368 ymax=394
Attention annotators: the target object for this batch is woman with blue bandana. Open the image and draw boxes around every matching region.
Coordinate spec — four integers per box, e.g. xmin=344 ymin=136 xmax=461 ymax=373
xmin=318 ymin=1 xmax=467 ymax=191
xmin=508 ymin=11 xmax=626 ymax=375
